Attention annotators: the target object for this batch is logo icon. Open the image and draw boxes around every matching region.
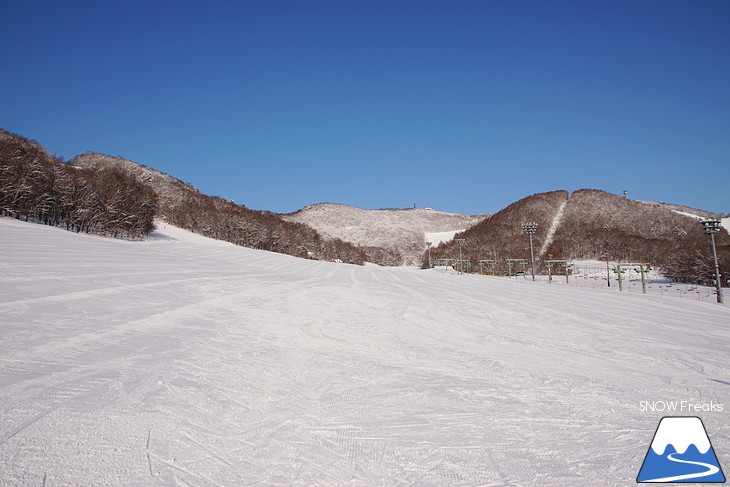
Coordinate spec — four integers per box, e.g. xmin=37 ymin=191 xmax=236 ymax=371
xmin=637 ymin=416 xmax=725 ymax=483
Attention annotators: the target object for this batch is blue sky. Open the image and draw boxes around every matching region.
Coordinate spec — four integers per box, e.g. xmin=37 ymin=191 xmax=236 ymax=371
xmin=3 ymin=1 xmax=729 ymax=215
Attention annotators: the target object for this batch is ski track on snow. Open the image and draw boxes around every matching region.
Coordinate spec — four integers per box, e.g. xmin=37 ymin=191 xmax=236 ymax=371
xmin=540 ymin=200 xmax=567 ymax=256
xmin=0 ymin=217 xmax=728 ymax=486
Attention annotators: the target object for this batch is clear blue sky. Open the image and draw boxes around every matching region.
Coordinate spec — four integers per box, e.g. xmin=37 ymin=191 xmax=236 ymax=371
xmin=3 ymin=1 xmax=729 ymax=215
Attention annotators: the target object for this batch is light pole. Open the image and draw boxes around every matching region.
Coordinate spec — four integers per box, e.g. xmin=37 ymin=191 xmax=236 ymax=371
xmin=426 ymin=241 xmax=432 ymax=268
xmin=603 ymin=224 xmax=611 ymax=287
xmin=455 ymin=239 xmax=465 ymax=275
xmin=522 ymin=222 xmax=537 ymax=281
xmin=699 ymin=219 xmax=724 ymax=304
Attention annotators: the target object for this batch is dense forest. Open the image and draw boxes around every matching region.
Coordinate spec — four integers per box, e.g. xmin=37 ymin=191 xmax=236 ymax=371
xmin=0 ymin=129 xmax=156 ymax=238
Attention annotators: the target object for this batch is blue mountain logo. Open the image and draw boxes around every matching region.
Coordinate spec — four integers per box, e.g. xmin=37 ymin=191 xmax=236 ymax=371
xmin=637 ymin=416 xmax=725 ymax=483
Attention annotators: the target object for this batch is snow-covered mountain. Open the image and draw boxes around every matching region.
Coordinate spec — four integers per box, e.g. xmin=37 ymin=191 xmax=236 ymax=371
xmin=69 ymin=153 xmax=371 ymax=264
xmin=69 ymin=153 xmax=485 ymax=266
xmin=282 ymin=203 xmax=487 ymax=266
xmin=71 ymin=152 xmax=197 ymax=207
xmin=2 ymin=129 xmax=727 ymax=271
xmin=431 ymin=189 xmax=729 ymax=281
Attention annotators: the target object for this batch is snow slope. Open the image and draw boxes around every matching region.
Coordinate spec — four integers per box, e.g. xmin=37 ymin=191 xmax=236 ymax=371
xmin=424 ymin=230 xmax=461 ymax=247
xmin=539 ymin=200 xmax=567 ymax=256
xmin=668 ymin=208 xmax=730 ymax=237
xmin=1 ymin=218 xmax=728 ymax=486
xmin=282 ymin=203 xmax=486 ymax=265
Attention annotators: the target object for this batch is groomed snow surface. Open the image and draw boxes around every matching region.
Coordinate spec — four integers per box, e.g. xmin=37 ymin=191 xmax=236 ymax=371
xmin=1 ymin=217 xmax=728 ymax=486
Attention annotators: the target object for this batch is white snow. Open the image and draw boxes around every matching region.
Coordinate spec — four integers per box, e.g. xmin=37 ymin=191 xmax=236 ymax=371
xmin=424 ymin=230 xmax=461 ymax=246
xmin=540 ymin=200 xmax=567 ymax=256
xmin=670 ymin=209 xmax=730 ymax=237
xmin=672 ymin=209 xmax=704 ymax=220
xmin=1 ymin=217 xmax=729 ymax=486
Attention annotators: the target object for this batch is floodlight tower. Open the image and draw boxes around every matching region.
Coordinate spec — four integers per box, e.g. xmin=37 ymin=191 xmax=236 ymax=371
xmin=522 ymin=222 xmax=537 ymax=281
xmin=455 ymin=239 xmax=465 ymax=275
xmin=699 ymin=218 xmax=724 ymax=304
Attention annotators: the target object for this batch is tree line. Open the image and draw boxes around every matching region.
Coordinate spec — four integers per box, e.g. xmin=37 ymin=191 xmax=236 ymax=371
xmin=0 ymin=129 xmax=156 ymax=238
xmin=161 ymin=191 xmax=369 ymax=264
xmin=427 ymin=189 xmax=729 ymax=287
xmin=5 ymin=127 xmax=726 ymax=280
xmin=1 ymin=130 xmax=371 ymax=265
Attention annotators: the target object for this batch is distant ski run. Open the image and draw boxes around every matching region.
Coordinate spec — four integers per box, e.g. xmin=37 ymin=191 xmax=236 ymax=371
xmin=540 ymin=200 xmax=567 ymax=256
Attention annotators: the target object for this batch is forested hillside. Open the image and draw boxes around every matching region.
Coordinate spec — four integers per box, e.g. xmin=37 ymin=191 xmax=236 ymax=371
xmin=432 ymin=190 xmax=569 ymax=267
xmin=429 ymin=189 xmax=729 ymax=286
xmin=2 ymin=127 xmax=727 ymax=284
xmin=70 ymin=153 xmax=381 ymax=264
xmin=0 ymin=129 xmax=156 ymax=238
xmin=0 ymin=130 xmax=369 ymax=264
xmin=544 ymin=190 xmax=714 ymax=263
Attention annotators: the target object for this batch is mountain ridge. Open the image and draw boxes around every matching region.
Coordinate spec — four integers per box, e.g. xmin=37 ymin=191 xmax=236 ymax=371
xmin=282 ymin=202 xmax=487 ymax=266
xmin=1 ymin=127 xmax=727 ymax=283
xmin=70 ymin=152 xmax=376 ymax=265
xmin=429 ymin=189 xmax=729 ymax=284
